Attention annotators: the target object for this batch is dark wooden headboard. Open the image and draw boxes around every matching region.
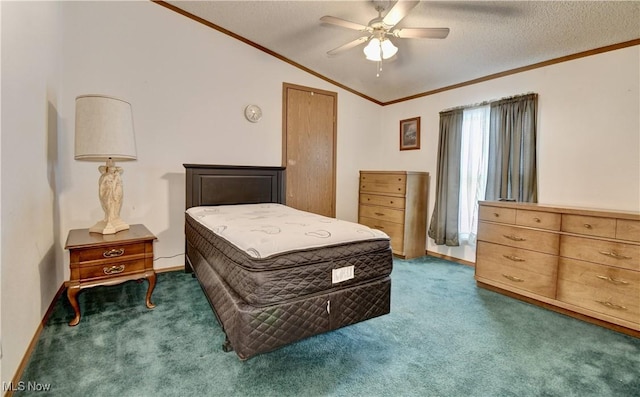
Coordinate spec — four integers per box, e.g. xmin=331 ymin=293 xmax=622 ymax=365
xmin=184 ymin=164 xmax=286 ymax=209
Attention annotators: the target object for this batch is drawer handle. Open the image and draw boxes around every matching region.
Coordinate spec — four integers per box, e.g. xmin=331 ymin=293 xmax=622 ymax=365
xmin=103 ymin=265 xmax=125 ymax=275
xmin=533 ymin=217 xmax=541 ymax=223
xmin=375 ymin=225 xmax=385 ymax=229
xmin=374 ymin=212 xmax=385 ymax=216
xmin=502 ymin=254 xmax=525 ymax=262
xmin=598 ymin=251 xmax=631 ymax=260
xmin=103 ymin=248 xmax=125 ymax=258
xmin=502 ymin=274 xmax=524 ymax=282
xmin=583 ymin=223 xmax=593 ymax=229
xmin=596 ymin=300 xmax=627 ymax=311
xmin=596 ymin=275 xmax=629 ymax=285
xmin=493 ymin=213 xmax=500 ymax=218
xmin=503 ymin=234 xmax=526 ymax=242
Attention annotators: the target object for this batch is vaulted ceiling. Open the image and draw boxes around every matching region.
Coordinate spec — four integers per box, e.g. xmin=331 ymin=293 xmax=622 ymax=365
xmin=160 ymin=1 xmax=640 ymax=104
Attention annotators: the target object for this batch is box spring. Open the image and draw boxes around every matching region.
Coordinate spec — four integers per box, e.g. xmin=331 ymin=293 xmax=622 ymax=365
xmin=187 ymin=241 xmax=391 ymax=360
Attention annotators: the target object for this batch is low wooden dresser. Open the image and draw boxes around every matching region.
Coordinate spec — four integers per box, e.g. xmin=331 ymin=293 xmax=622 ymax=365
xmin=65 ymin=224 xmax=157 ymax=326
xmin=358 ymin=170 xmax=429 ymax=259
xmin=475 ymin=201 xmax=640 ymax=336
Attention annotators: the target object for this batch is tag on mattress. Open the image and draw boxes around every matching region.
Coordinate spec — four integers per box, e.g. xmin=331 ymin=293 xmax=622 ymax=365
xmin=332 ymin=265 xmax=354 ymax=284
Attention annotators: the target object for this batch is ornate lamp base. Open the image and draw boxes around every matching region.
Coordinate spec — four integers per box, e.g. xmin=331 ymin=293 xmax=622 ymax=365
xmin=89 ymin=218 xmax=130 ymax=235
xmin=90 ymin=158 xmax=130 ymax=235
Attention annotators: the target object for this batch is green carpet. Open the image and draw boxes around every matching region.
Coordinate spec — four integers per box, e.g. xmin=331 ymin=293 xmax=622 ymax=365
xmin=17 ymin=256 xmax=640 ymax=396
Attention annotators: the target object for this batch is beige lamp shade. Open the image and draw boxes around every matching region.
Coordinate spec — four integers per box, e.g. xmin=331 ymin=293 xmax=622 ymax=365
xmin=75 ymin=95 xmax=137 ymax=161
xmin=75 ymin=94 xmax=137 ymax=234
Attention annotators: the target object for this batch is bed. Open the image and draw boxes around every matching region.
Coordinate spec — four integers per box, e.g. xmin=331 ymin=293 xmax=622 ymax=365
xmin=184 ymin=164 xmax=393 ymax=360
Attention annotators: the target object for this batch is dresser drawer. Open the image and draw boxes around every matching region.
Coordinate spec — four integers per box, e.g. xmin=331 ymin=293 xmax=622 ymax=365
xmin=360 ymin=173 xmax=406 ymax=195
xmin=557 ymin=258 xmax=639 ymax=324
xmin=477 ymin=222 xmax=560 ymax=255
xmin=359 ymin=205 xmax=404 ymax=224
xmin=78 ymin=258 xmax=147 ymax=280
xmin=562 ymin=214 xmax=616 ymax=239
xmin=476 ymin=241 xmax=558 ymax=298
xmin=359 ymin=216 xmax=404 ymax=253
xmin=516 ymin=209 xmax=561 ymax=231
xmin=360 ymin=172 xmax=406 ymax=185
xmin=76 ymin=242 xmax=146 ymax=263
xmin=479 ymin=205 xmax=516 ymax=224
xmin=617 ymin=219 xmax=640 ymax=242
xmin=359 ymin=194 xmax=405 ymax=209
xmin=560 ymin=235 xmax=640 ymax=271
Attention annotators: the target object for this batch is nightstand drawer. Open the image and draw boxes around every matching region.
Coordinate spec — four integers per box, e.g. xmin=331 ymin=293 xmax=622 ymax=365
xmin=78 ymin=258 xmax=146 ymax=280
xmin=359 ymin=194 xmax=405 ymax=209
xmin=76 ymin=242 xmax=146 ymax=263
xmin=359 ymin=205 xmax=404 ymax=224
xmin=65 ymin=224 xmax=157 ymax=326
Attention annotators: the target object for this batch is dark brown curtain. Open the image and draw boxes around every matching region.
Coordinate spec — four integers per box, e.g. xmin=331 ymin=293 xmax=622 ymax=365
xmin=428 ymin=109 xmax=464 ymax=246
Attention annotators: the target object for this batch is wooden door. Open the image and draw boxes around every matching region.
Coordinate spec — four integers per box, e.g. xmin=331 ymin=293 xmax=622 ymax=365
xmin=283 ymin=83 xmax=337 ymax=217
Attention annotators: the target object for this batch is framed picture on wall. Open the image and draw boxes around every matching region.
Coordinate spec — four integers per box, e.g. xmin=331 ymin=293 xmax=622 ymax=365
xmin=400 ymin=117 xmax=420 ymax=151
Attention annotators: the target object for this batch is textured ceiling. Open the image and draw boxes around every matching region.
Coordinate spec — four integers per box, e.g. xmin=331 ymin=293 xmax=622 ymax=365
xmin=163 ymin=1 xmax=640 ymax=104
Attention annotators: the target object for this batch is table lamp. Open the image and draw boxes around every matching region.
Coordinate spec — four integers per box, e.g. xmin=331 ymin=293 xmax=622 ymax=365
xmin=74 ymin=94 xmax=137 ymax=234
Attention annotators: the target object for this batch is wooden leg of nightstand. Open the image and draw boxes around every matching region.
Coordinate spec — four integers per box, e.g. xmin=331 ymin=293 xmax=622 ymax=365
xmin=67 ymin=284 xmax=81 ymax=326
xmin=145 ymin=271 xmax=157 ymax=309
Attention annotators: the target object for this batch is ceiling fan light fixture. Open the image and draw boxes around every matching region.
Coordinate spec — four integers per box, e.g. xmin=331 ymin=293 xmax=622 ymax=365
xmin=363 ymin=37 xmax=398 ymax=61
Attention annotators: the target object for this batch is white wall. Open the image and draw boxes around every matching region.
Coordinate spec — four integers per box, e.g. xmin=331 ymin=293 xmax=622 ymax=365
xmin=377 ymin=46 xmax=640 ymax=262
xmin=2 ymin=0 xmax=639 ymax=385
xmin=1 ymin=0 xmax=61 ymax=386
xmin=57 ymin=0 xmax=381 ymax=277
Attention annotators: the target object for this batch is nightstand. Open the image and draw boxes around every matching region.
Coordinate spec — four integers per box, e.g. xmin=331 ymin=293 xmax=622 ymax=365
xmin=65 ymin=224 xmax=157 ymax=326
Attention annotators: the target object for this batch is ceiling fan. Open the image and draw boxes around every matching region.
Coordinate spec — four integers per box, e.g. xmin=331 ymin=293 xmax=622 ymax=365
xmin=321 ymin=0 xmax=449 ymax=74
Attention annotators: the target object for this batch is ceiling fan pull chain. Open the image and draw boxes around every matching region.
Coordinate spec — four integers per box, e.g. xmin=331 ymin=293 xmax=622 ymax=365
xmin=377 ymin=42 xmax=383 ymax=77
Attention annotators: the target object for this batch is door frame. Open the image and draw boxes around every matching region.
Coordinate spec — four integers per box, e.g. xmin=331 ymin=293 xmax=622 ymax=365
xmin=282 ymin=82 xmax=338 ymax=216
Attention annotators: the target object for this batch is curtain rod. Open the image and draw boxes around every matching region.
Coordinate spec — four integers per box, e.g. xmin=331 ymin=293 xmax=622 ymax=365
xmin=440 ymin=92 xmax=537 ymax=114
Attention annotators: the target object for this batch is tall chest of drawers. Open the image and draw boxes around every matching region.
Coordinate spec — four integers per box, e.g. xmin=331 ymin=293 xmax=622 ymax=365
xmin=358 ymin=171 xmax=429 ymax=259
xmin=475 ymin=201 xmax=640 ymax=336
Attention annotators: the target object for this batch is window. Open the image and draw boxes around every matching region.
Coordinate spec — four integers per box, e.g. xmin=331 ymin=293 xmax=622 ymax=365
xmin=429 ymin=93 xmax=537 ymax=247
xmin=458 ymin=105 xmax=490 ymax=244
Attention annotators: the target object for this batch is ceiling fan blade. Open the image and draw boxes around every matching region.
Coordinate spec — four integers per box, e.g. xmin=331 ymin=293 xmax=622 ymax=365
xmin=320 ymin=15 xmax=368 ymax=31
xmin=382 ymin=0 xmax=420 ymax=28
xmin=327 ymin=36 xmax=370 ymax=56
xmin=393 ymin=27 xmax=450 ymax=39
